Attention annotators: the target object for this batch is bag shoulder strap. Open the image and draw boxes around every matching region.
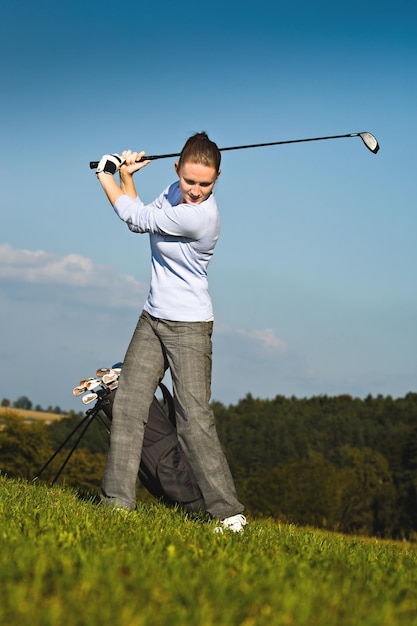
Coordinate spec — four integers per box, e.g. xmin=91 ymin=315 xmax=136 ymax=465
xmin=158 ymin=381 xmax=176 ymax=427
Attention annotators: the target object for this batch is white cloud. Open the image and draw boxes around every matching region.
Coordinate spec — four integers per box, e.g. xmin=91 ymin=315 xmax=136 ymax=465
xmin=215 ymin=322 xmax=288 ymax=354
xmin=210 ymin=324 xmax=298 ymax=403
xmin=0 ymin=244 xmax=146 ymax=410
xmin=235 ymin=327 xmax=288 ymax=352
xmin=0 ymin=243 xmax=148 ymax=309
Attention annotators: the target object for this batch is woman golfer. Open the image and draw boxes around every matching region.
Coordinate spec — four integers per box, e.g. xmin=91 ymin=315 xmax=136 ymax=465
xmin=96 ymin=132 xmax=246 ymax=532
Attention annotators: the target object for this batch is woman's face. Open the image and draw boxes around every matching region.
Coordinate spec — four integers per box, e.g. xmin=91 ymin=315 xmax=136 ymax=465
xmin=175 ymin=161 xmax=220 ymax=204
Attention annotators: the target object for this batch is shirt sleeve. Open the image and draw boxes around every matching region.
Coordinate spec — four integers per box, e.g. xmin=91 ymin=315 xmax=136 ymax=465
xmin=113 ymin=187 xmax=211 ymax=240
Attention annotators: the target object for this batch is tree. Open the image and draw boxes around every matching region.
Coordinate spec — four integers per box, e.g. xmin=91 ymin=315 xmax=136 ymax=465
xmin=332 ymin=446 xmax=397 ymax=537
xmin=12 ymin=396 xmax=33 ymax=410
xmin=242 ymin=453 xmax=348 ymax=529
xmin=0 ymin=414 xmax=52 ymax=479
xmin=52 ymin=447 xmax=107 ymax=492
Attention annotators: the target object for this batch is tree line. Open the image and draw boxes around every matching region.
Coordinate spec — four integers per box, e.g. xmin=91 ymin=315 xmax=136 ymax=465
xmin=1 ymin=394 xmax=64 ymax=415
xmin=1 ymin=392 xmax=417 ymax=539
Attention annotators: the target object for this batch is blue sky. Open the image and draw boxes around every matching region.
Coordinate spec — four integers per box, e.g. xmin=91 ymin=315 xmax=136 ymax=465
xmin=1 ymin=0 xmax=416 ymax=411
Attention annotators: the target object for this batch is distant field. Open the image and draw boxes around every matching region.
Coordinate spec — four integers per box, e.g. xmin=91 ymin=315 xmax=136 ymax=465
xmin=0 ymin=406 xmax=67 ymax=423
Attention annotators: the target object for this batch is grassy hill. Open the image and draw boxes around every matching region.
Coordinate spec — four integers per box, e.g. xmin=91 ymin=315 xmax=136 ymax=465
xmin=0 ymin=406 xmax=67 ymax=423
xmin=1 ymin=474 xmax=417 ymax=626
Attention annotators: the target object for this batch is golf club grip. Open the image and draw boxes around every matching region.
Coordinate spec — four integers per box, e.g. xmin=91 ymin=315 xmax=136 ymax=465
xmin=89 ymin=156 xmax=150 ymax=169
xmin=89 ymin=153 xmax=180 ymax=169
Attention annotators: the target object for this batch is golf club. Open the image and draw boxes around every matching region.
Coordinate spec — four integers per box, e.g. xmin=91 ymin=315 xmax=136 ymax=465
xmin=103 ymin=372 xmax=118 ymax=385
xmin=82 ymin=392 xmax=98 ymax=405
xmin=106 ymin=380 xmax=119 ymax=391
xmin=79 ymin=377 xmax=95 ymax=387
xmin=89 ymin=131 xmax=379 ymax=170
xmin=96 ymin=367 xmax=111 ymax=377
xmin=86 ymin=379 xmax=103 ymax=391
xmin=73 ymin=384 xmax=88 ymax=397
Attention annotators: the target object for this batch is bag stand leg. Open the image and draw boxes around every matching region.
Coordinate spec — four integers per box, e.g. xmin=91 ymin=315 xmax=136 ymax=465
xmin=32 ymin=405 xmax=110 ymax=485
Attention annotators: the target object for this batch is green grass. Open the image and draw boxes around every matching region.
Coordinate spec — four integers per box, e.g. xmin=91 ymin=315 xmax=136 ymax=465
xmin=1 ymin=474 xmax=417 ymax=626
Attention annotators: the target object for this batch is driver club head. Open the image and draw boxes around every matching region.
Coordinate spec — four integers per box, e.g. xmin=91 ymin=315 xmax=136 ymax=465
xmin=358 ymin=132 xmax=380 ymax=154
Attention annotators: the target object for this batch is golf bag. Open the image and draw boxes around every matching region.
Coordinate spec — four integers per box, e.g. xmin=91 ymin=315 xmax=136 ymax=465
xmin=99 ymin=382 xmax=205 ymax=512
xmin=34 ymin=368 xmax=205 ymax=514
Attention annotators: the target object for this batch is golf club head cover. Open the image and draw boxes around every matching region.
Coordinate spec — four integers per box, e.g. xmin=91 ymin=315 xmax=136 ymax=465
xmin=96 ymin=153 xmax=124 ymax=175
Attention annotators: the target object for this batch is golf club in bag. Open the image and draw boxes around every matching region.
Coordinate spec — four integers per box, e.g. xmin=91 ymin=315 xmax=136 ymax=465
xmin=33 ymin=364 xmax=205 ymax=513
xmin=89 ymin=131 xmax=380 ymax=170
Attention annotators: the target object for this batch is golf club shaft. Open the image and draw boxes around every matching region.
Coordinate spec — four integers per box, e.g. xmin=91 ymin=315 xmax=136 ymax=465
xmin=89 ymin=131 xmax=379 ymax=169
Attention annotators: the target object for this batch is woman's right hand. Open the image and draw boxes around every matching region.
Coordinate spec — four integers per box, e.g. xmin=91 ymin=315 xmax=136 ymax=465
xmin=120 ymin=150 xmax=151 ymax=175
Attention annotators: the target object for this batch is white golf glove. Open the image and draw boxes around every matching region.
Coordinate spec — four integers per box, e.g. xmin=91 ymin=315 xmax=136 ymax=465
xmin=96 ymin=153 xmax=124 ymax=175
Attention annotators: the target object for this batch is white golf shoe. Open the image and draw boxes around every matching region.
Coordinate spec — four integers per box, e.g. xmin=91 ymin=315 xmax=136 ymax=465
xmin=214 ymin=513 xmax=247 ymax=533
